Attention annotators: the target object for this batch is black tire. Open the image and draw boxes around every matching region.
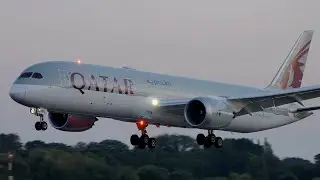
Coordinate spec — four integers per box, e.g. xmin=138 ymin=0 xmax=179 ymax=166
xmin=196 ymin=133 xmax=206 ymax=145
xmin=138 ymin=139 xmax=146 ymax=149
xmin=140 ymin=134 xmax=149 ymax=145
xmin=41 ymin=122 xmax=48 ymax=131
xmin=130 ymin=134 xmax=139 ymax=145
xmin=35 ymin=122 xmax=41 ymax=131
xmin=148 ymin=138 xmax=156 ymax=149
xmin=207 ymin=134 xmax=216 ymax=144
xmin=214 ymin=137 xmax=223 ymax=148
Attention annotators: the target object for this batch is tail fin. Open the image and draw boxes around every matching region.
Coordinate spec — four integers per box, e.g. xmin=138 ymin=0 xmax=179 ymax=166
xmin=267 ymin=30 xmax=314 ymax=90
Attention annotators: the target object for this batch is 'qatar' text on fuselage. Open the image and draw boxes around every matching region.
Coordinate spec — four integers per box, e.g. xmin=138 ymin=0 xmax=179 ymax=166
xmin=69 ymin=72 xmax=135 ymax=95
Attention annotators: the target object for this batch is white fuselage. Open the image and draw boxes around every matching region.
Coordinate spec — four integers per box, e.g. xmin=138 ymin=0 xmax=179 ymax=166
xmin=9 ymin=61 xmax=310 ymax=133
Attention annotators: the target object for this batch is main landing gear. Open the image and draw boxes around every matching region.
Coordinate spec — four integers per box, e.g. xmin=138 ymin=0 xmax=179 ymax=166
xmin=130 ymin=120 xmax=156 ymax=149
xmin=30 ymin=108 xmax=48 ymax=131
xmin=196 ymin=130 xmax=223 ymax=149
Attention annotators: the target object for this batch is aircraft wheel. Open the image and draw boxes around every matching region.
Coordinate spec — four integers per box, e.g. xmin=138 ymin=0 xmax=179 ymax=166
xmin=214 ymin=137 xmax=223 ymax=148
xmin=41 ymin=122 xmax=48 ymax=131
xmin=196 ymin=133 xmax=206 ymax=145
xmin=140 ymin=134 xmax=149 ymax=145
xmin=148 ymin=138 xmax=156 ymax=149
xmin=207 ymin=134 xmax=216 ymax=144
xmin=35 ymin=122 xmax=41 ymax=131
xmin=138 ymin=138 xmax=146 ymax=149
xmin=130 ymin=134 xmax=139 ymax=145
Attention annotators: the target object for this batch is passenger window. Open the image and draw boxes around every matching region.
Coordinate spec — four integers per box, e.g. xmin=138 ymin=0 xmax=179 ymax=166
xmin=19 ymin=72 xmax=33 ymax=79
xmin=32 ymin=72 xmax=43 ymax=79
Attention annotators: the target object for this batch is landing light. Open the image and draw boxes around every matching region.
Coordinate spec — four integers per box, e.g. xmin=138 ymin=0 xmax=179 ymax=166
xmin=30 ymin=107 xmax=42 ymax=115
xmin=152 ymin=99 xmax=159 ymax=106
xmin=30 ymin=108 xmax=37 ymax=114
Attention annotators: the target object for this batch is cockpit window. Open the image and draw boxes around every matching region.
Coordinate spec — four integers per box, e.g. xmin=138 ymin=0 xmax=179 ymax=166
xmin=32 ymin=72 xmax=43 ymax=79
xmin=18 ymin=72 xmax=33 ymax=79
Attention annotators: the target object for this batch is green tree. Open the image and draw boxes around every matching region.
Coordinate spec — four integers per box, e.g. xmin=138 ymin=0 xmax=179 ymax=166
xmin=314 ymin=154 xmax=320 ymax=177
xmin=315 ymin=154 xmax=320 ymax=165
xmin=0 ymin=133 xmax=320 ymax=180
xmin=247 ymin=154 xmax=268 ymax=180
xmin=283 ymin=158 xmax=314 ymax=180
xmin=169 ymin=170 xmax=194 ymax=180
xmin=138 ymin=165 xmax=169 ymax=180
xmin=74 ymin=142 xmax=87 ymax=151
xmin=205 ymin=177 xmax=228 ymax=180
xmin=278 ymin=172 xmax=299 ymax=180
xmin=229 ymin=172 xmax=252 ymax=180
xmin=117 ymin=167 xmax=139 ymax=180
xmin=25 ymin=140 xmax=46 ymax=150
xmin=155 ymin=135 xmax=200 ymax=152
xmin=262 ymin=138 xmax=282 ymax=179
xmin=0 ymin=133 xmax=22 ymax=153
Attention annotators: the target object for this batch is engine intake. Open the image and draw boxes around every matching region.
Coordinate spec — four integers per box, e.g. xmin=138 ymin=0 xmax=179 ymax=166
xmin=184 ymin=97 xmax=234 ymax=128
xmin=185 ymin=100 xmax=207 ymax=126
xmin=48 ymin=112 xmax=98 ymax=132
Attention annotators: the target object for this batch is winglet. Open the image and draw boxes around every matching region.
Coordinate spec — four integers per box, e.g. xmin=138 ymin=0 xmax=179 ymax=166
xmin=267 ymin=30 xmax=314 ymax=90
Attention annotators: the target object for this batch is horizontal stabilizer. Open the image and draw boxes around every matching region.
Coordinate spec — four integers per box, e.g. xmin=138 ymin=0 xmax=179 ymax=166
xmin=289 ymin=105 xmax=320 ymax=113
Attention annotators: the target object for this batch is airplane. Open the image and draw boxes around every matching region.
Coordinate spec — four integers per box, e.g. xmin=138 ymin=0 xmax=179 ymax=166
xmin=9 ymin=30 xmax=320 ymax=149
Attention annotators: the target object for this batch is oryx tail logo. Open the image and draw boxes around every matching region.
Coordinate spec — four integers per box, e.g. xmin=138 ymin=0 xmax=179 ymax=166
xmin=280 ymin=40 xmax=311 ymax=89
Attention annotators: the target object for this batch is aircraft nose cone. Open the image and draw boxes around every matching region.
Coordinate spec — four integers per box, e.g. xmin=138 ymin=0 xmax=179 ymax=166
xmin=9 ymin=84 xmax=26 ymax=103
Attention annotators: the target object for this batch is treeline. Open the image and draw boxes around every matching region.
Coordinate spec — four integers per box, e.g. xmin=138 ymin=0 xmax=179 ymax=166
xmin=0 ymin=133 xmax=320 ymax=180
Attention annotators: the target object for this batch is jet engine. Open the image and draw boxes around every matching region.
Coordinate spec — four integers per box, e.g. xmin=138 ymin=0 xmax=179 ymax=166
xmin=184 ymin=97 xmax=234 ymax=128
xmin=48 ymin=112 xmax=98 ymax=132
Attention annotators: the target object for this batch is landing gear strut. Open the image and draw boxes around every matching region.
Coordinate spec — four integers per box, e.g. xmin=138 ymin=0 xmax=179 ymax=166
xmin=30 ymin=108 xmax=48 ymax=131
xmin=130 ymin=120 xmax=156 ymax=149
xmin=196 ymin=130 xmax=223 ymax=148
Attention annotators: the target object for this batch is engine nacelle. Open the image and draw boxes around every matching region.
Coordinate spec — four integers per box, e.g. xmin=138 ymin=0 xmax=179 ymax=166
xmin=48 ymin=112 xmax=98 ymax=132
xmin=184 ymin=97 xmax=234 ymax=128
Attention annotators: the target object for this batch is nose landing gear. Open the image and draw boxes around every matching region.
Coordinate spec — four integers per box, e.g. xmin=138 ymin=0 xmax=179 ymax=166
xmin=130 ymin=120 xmax=156 ymax=149
xmin=35 ymin=115 xmax=48 ymax=131
xmin=30 ymin=108 xmax=48 ymax=131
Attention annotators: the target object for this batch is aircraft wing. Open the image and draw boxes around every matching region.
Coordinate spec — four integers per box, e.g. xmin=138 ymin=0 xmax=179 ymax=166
xmin=227 ymin=85 xmax=320 ymax=116
xmin=154 ymin=85 xmax=320 ymax=117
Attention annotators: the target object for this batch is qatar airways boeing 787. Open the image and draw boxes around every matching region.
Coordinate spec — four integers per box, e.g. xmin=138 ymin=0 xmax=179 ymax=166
xmin=9 ymin=30 xmax=320 ymax=149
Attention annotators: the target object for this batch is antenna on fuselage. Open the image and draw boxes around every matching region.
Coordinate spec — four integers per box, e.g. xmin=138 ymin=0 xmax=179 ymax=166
xmin=121 ymin=65 xmax=136 ymax=70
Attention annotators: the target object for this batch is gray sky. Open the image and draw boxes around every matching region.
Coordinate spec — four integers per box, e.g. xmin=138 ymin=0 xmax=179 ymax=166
xmin=1 ymin=0 xmax=320 ymax=161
